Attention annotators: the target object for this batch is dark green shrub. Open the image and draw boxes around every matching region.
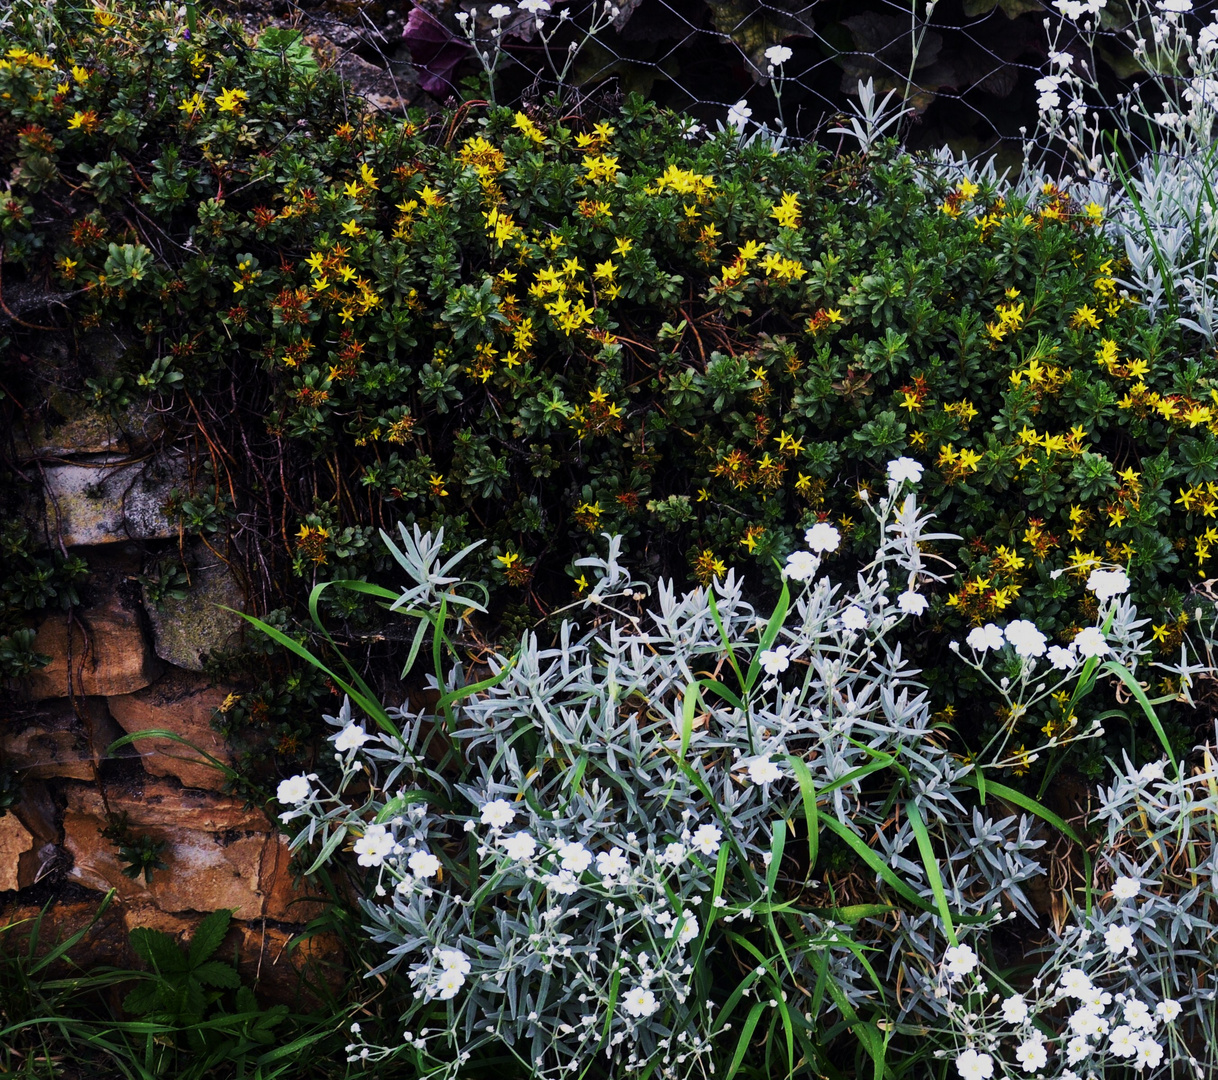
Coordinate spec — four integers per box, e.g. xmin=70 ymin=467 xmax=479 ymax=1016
xmin=0 ymin=2 xmax=1210 ymax=771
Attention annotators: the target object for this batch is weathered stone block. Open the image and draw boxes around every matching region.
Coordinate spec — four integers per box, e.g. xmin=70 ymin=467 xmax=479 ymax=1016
xmin=62 ymin=780 xmax=325 ymax=921
xmin=0 ymin=697 xmax=120 ymax=780
xmin=0 ymin=815 xmax=36 ymax=892
xmin=14 ymin=400 xmax=164 ymax=459
xmin=142 ymin=543 xmax=246 ymax=671
xmin=107 ymin=671 xmax=235 ymax=790
xmin=24 ymin=592 xmax=160 ymax=699
xmin=39 ymin=453 xmax=183 ymax=547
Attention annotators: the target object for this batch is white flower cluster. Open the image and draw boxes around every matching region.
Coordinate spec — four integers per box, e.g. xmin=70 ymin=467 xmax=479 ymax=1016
xmin=945 ymin=864 xmax=1186 ymax=1080
xmin=281 ymin=495 xmax=1138 ymax=1079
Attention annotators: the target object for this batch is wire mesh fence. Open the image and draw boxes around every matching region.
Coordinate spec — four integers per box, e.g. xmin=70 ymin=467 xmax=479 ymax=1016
xmin=262 ymin=0 xmax=1218 ymax=175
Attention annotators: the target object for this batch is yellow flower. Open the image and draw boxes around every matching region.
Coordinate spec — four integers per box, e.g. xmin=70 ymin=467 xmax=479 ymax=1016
xmin=71 ymin=64 xmax=90 ymax=84
xmin=428 ymin=474 xmax=448 ymax=497
xmin=178 ymin=92 xmax=206 ymax=117
xmin=574 ymin=573 xmax=588 ymax=592
xmin=67 ymin=109 xmax=99 ymax=132
xmin=215 ymin=87 xmax=248 ymax=114
xmin=770 ymin=192 xmax=800 ymax=228
xmin=737 ymin=239 xmax=763 ymax=262
xmin=359 ymin=163 xmax=379 ymax=189
xmin=513 ymin=112 xmax=546 ymax=144
xmin=957 ymin=178 xmax=980 ymax=199
xmin=593 ymin=260 xmax=616 ymax=281
xmin=340 ymin=219 xmax=362 ymax=237
xmin=613 ymin=236 xmax=633 ymax=257
xmin=1070 ymin=305 xmax=1100 ymax=330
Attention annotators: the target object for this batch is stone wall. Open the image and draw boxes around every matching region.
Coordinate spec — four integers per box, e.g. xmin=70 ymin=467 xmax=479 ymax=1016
xmin=1 ymin=396 xmax=338 ymax=1003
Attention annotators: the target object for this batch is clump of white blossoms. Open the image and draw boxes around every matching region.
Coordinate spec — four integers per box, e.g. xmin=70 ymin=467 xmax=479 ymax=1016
xmin=280 ymin=488 xmax=1106 ymax=1079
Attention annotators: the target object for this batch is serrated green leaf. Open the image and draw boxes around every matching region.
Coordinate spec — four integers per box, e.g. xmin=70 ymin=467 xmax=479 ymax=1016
xmin=193 ymin=959 xmax=241 ymax=988
xmin=129 ymin=927 xmax=186 ymax=973
xmin=188 ymin=908 xmax=233 ymax=967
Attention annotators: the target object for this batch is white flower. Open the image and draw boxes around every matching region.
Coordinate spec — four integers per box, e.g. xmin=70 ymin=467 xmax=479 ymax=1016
xmin=764 ymin=44 xmax=792 ymax=66
xmin=1047 ymin=645 xmax=1077 ymax=670
xmin=805 ymin=522 xmax=841 ymax=552
xmin=660 ymin=841 xmax=686 ymax=865
xmin=1136 ymin=1037 xmax=1164 ymax=1069
xmin=519 ymin=0 xmax=551 ymax=11
xmin=944 ymin=944 xmax=979 ymax=980
xmin=967 ymin=623 xmax=1005 ymax=652
xmin=544 ymin=870 xmax=580 ymax=894
xmin=1069 ymin=1006 xmax=1108 ymax=1038
xmin=670 ymin=911 xmax=699 ymax=946
xmin=455 ymin=10 xmax=470 ymax=22
xmin=502 ymin=831 xmax=537 ymax=860
xmin=408 ymin=850 xmax=441 ymax=879
xmin=747 ymin=754 xmax=783 ymax=785
xmin=1137 ymin=760 xmax=1166 ymax=783
xmin=596 ymin=846 xmax=629 ymax=878
xmin=1156 ymin=999 xmax=1182 ymax=1022
xmin=1055 ymin=0 xmax=1107 ymax=16
xmin=1038 ymin=90 xmax=1062 ymax=112
xmin=480 ymin=799 xmax=515 ymax=829
xmin=1104 ymin=923 xmax=1136 ymax=957
xmin=898 ymin=590 xmax=928 ymax=615
xmin=690 ymin=822 xmax=722 ymax=857
xmin=1157 ymin=0 xmax=1193 ymax=11
xmin=1004 ymin=619 xmax=1047 ymax=658
xmin=784 ymin=550 xmax=818 ymax=581
xmin=1015 ymin=1035 xmax=1048 ymax=1072
xmin=1065 ymin=1035 xmax=1091 ymax=1064
xmin=726 ymin=99 xmax=752 ymax=130
xmin=1200 ymin=23 xmax=1218 ymax=52
xmin=887 ymin=456 xmax=924 ymax=484
xmin=558 ymin=840 xmax=593 ymax=874
xmin=1086 ymin=567 xmax=1130 ymax=600
xmin=1035 ymin=74 xmax=1062 ymax=93
xmin=1079 ymin=986 xmax=1112 ymax=1011
xmin=433 ymin=968 xmax=466 ymax=1000
xmin=841 ymin=605 xmax=868 ymax=630
xmin=276 ymin=774 xmax=313 ymax=805
xmin=333 ymin=723 xmax=370 ymax=752
xmin=1112 ymin=875 xmax=1140 ymax=900
xmin=1109 ymin=1024 xmax=1138 ymax=1057
xmin=1124 ymin=998 xmax=1154 ymax=1031
xmin=1001 ymin=994 xmax=1029 ymax=1023
xmin=759 ymin=645 xmax=791 ymax=675
xmin=1059 ymin=968 xmax=1093 ymax=998
xmin=622 ymin=986 xmax=659 ymax=1018
xmin=955 ymin=1048 xmax=994 ymax=1080
xmin=437 ymin=948 xmax=471 ymax=976
xmin=354 ymin=823 xmax=395 ymax=867
xmin=488 ymin=3 xmax=512 ymax=17
xmin=1073 ymin=626 xmax=1109 ymax=658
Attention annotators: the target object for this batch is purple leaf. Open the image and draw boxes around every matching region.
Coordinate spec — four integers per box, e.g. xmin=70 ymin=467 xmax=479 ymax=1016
xmin=403 ymin=7 xmax=471 ymax=97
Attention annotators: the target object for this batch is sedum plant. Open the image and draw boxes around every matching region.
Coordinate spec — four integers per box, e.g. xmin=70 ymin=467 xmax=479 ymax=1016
xmin=273 ymin=464 xmax=1157 ymax=1080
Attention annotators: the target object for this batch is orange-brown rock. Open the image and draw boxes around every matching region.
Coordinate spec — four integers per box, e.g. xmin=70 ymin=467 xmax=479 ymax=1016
xmin=0 ymin=698 xmax=120 ymax=780
xmin=0 ymin=814 xmax=36 ymax=892
xmin=107 ymin=671 xmax=235 ymax=790
xmin=62 ymin=779 xmax=325 ymax=921
xmin=0 ymin=897 xmax=343 ymax=1006
xmin=24 ymin=593 xmax=160 ymax=699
